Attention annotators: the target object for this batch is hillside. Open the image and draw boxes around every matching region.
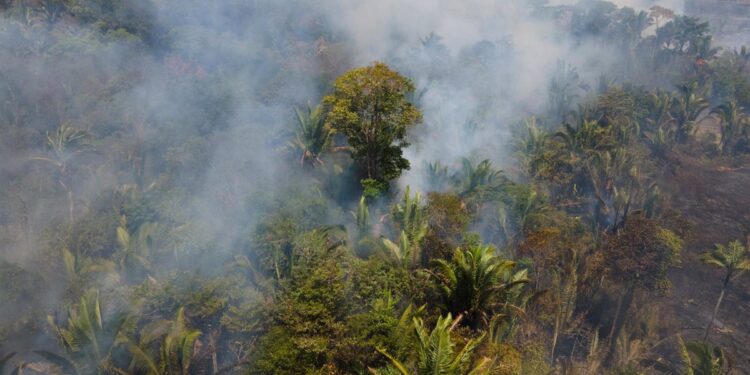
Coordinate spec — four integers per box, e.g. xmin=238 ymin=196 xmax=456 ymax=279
xmin=1 ymin=1 xmax=750 ymax=374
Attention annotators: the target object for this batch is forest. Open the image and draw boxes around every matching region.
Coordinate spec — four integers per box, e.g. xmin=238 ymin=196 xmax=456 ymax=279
xmin=1 ymin=0 xmax=750 ymax=374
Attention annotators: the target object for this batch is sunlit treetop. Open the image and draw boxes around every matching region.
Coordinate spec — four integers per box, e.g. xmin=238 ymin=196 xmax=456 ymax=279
xmin=323 ymin=62 xmax=422 ymax=191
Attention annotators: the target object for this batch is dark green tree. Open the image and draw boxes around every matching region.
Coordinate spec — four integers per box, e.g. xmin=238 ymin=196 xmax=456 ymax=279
xmin=433 ymin=245 xmax=529 ymax=329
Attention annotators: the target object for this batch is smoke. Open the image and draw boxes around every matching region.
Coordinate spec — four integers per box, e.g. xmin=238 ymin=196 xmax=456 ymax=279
xmin=317 ymin=0 xmax=654 ymax=191
xmin=551 ymin=0 xmax=684 ymax=12
xmin=0 ymin=0 xmax=718 ymax=354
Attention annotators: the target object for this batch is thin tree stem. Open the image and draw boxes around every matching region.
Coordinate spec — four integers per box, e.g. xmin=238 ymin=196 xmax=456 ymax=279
xmin=704 ymin=281 xmax=728 ymax=342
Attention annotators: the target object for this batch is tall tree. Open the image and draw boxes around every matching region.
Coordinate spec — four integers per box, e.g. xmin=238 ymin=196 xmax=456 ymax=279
xmin=289 ymin=104 xmax=334 ymax=168
xmin=701 ymin=240 xmax=750 ymax=342
xmin=323 ymin=62 xmax=422 ymax=194
xmin=31 ymin=123 xmax=89 ymax=224
xmin=514 ymin=117 xmax=551 ymax=179
xmin=712 ymin=101 xmax=749 ymax=155
xmin=603 ymin=215 xmax=682 ymax=363
xmin=671 ymin=82 xmax=708 ymax=143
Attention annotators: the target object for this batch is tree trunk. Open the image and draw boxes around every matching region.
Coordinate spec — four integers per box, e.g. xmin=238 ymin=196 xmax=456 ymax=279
xmin=606 ymin=283 xmax=635 ymax=364
xmin=551 ymin=314 xmax=561 ymax=365
xmin=67 ymin=188 xmax=74 ymax=224
xmin=704 ymin=278 xmax=729 ymax=342
xmin=608 ymin=290 xmax=625 ymax=344
xmin=211 ymin=332 xmax=219 ymax=374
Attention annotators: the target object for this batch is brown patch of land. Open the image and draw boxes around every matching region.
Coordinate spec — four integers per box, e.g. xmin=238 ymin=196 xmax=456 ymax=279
xmin=658 ymin=151 xmax=750 ymax=372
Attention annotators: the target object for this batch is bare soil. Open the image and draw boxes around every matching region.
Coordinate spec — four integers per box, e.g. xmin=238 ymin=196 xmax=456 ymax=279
xmin=658 ymin=151 xmax=750 ymax=372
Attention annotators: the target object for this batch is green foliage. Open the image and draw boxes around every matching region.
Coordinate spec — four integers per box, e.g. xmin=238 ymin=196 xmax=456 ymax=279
xmin=362 ymin=178 xmax=390 ymax=200
xmin=701 ymin=240 xmax=750 ymax=341
xmin=605 ymin=215 xmax=682 ymax=291
xmin=515 ymin=117 xmax=552 ymax=178
xmin=381 ymin=187 xmax=429 ymax=268
xmin=433 ymin=245 xmax=528 ymax=329
xmin=355 ymin=195 xmax=371 ymax=232
xmin=656 ymin=16 xmax=714 ymax=57
xmin=497 ymin=184 xmax=551 ymax=244
xmin=425 ymin=161 xmax=450 ymax=191
xmin=702 ymin=241 xmax=750 ymax=281
xmin=548 ymin=61 xmax=585 ymax=124
xmin=219 ymin=294 xmax=265 ymax=335
xmin=381 ymin=231 xmax=417 ymax=269
xmin=451 ymin=158 xmax=506 ymax=202
xmin=392 ymin=187 xmax=428 ymax=247
xmin=344 ymin=292 xmax=422 ymax=371
xmin=480 ymin=343 xmax=521 ymax=375
xmin=712 ymin=101 xmax=749 ymax=155
xmin=372 ymin=314 xmax=488 ymax=375
xmin=135 ymin=273 xmax=240 ymax=327
xmin=323 ymin=62 xmax=423 ymax=185
xmin=710 ymin=48 xmax=750 ymax=105
xmin=62 ymin=210 xmax=120 ymax=258
xmin=254 ymin=229 xmax=352 ymax=373
xmin=116 ymin=220 xmax=158 ymax=281
xmin=671 ymin=82 xmax=709 ymax=143
xmin=422 ymin=192 xmax=470 ymax=263
xmin=45 ymin=289 xmax=128 ymax=375
xmin=678 ymin=337 xmax=731 ymax=375
xmin=349 ymin=257 xmax=411 ymax=308
xmin=5 ymin=1 xmax=750 ymax=374
xmin=61 ymin=246 xmax=118 ymax=298
xmin=251 ymin=185 xmax=332 ymax=279
xmin=126 ymin=307 xmax=202 ymax=375
xmin=289 ymin=104 xmax=334 ymax=168
xmin=519 ymin=343 xmax=551 ymax=375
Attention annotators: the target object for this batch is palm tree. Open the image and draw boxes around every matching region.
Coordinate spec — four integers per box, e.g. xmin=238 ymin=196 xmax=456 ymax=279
xmin=391 ymin=186 xmax=428 ymax=252
xmin=433 ymin=245 xmax=529 ymax=329
xmin=503 ymin=185 xmax=550 ymax=239
xmin=451 ymin=158 xmax=505 ymax=201
xmin=514 ymin=117 xmax=550 ymax=179
xmin=116 ymin=220 xmax=157 ymax=281
xmin=424 ymin=161 xmax=450 ymax=191
xmin=40 ymin=290 xmax=128 ymax=375
xmin=712 ymin=101 xmax=749 ymax=155
xmin=61 ymin=247 xmax=118 ymax=298
xmin=671 ymin=82 xmax=708 ymax=143
xmin=678 ymin=336 xmax=731 ymax=375
xmin=372 ymin=314 xmax=489 ymax=375
xmin=555 ymin=119 xmax=613 ymax=161
xmin=547 ymin=247 xmax=583 ymax=362
xmin=127 ymin=307 xmax=202 ymax=375
xmin=289 ymin=104 xmax=335 ymax=168
xmin=701 ymin=240 xmax=750 ymax=341
xmin=548 ymin=61 xmax=585 ymax=124
xmin=645 ymin=125 xmax=676 ymax=158
xmin=645 ymin=90 xmax=675 ymax=132
xmin=354 ymin=196 xmax=371 ymax=232
xmin=555 ymin=120 xmax=619 ymax=224
xmin=382 ymin=231 xmax=417 ymax=269
xmin=31 ymin=122 xmax=89 ymax=223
